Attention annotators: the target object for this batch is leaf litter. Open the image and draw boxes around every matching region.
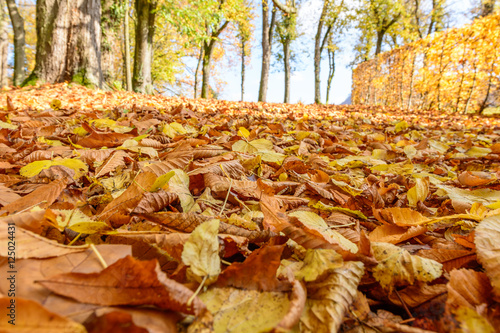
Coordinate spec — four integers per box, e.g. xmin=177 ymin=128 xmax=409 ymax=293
xmin=0 ymin=83 xmax=500 ymax=332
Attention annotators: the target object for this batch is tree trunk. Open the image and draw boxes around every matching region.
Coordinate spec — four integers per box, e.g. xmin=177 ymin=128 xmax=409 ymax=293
xmin=283 ymin=40 xmax=290 ymax=103
xmin=123 ymin=0 xmax=132 ymax=91
xmin=0 ymin=3 xmax=8 ymax=87
xmin=480 ymin=0 xmax=496 ymax=17
xmin=194 ymin=45 xmax=203 ymax=98
xmin=133 ymin=0 xmax=157 ymax=94
xmin=241 ymin=39 xmax=245 ymax=101
xmin=101 ymin=0 xmax=121 ymax=87
xmin=258 ymin=1 xmax=276 ymax=102
xmin=314 ymin=0 xmax=329 ymax=104
xmin=326 ymin=48 xmax=335 ymax=104
xmin=26 ymin=0 xmax=102 ymax=88
xmin=6 ymin=0 xmax=26 ymax=86
xmin=375 ymin=30 xmax=384 ymax=55
xmin=201 ymin=41 xmax=215 ymax=98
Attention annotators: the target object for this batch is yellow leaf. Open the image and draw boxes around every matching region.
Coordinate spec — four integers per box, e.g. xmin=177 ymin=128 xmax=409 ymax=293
xmin=182 ymin=219 xmax=221 ymax=280
xmin=295 ymin=249 xmax=344 ymax=282
xmin=19 ymin=160 xmax=53 ymax=178
xmin=465 ymin=146 xmax=491 ymax=157
xmin=169 ymin=122 xmax=187 ymax=135
xmin=453 ymin=306 xmax=495 ymax=333
xmin=0 ymin=120 xmax=18 ymax=130
xmin=407 ymin=177 xmax=429 ymax=207
xmin=200 ymin=287 xmax=290 ymax=333
xmin=299 ymin=261 xmax=364 ymax=333
xmin=394 ymin=120 xmax=409 ymax=133
xmin=372 ymin=242 xmax=442 ymax=293
xmin=150 ymin=170 xmax=175 ymax=192
xmin=238 ymin=127 xmax=250 ymax=138
xmin=168 ymin=169 xmax=194 ymax=212
xmin=289 ymin=211 xmax=358 ymax=253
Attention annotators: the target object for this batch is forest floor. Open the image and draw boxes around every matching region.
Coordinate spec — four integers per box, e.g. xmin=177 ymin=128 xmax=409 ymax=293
xmin=0 ymin=83 xmax=500 ymax=333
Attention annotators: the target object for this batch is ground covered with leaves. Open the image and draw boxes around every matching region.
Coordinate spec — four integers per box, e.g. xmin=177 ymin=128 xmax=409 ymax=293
xmin=0 ymin=83 xmax=500 ymax=333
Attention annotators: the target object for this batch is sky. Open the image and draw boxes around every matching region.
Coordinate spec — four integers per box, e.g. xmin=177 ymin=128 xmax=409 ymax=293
xmin=218 ymin=0 xmax=476 ymax=105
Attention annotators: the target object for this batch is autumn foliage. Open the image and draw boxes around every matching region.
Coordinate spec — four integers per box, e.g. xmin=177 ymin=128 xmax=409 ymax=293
xmin=0 ymin=84 xmax=500 ymax=332
xmin=352 ymin=13 xmax=500 ymax=114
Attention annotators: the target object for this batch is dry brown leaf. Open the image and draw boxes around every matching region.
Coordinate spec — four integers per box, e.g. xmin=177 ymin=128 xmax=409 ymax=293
xmin=77 ymin=123 xmax=135 ymax=148
xmin=0 ymin=297 xmax=86 ymax=332
xmin=143 ymin=149 xmax=193 ymax=176
xmin=98 ymin=171 xmax=157 ymax=226
xmin=38 ymin=256 xmax=208 ymax=316
xmin=133 ymin=190 xmax=178 ymax=214
xmin=369 ymin=224 xmax=428 ymax=244
xmin=0 ymin=221 xmax=88 ymax=258
xmin=388 ymin=283 xmax=447 ymax=308
xmin=373 ymin=207 xmax=429 ymax=226
xmin=0 ymin=183 xmax=21 ymax=206
xmin=457 ymin=171 xmax=495 ymax=187
xmin=446 ymin=269 xmax=492 ymax=311
xmin=0 ymin=178 xmax=68 ymax=215
xmin=416 ymin=249 xmax=477 ymax=272
xmin=188 ymin=159 xmax=246 ymax=178
xmin=0 ymin=209 xmax=48 ymax=234
xmin=95 ymin=150 xmax=129 ymax=177
xmin=215 ymin=245 xmax=287 ymax=291
xmin=474 ymin=214 xmax=500 ymax=302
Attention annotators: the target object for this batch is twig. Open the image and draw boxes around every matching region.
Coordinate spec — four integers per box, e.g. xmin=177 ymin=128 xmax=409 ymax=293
xmin=394 ymin=289 xmax=413 ymax=319
xmin=90 ymin=243 xmax=108 ymax=269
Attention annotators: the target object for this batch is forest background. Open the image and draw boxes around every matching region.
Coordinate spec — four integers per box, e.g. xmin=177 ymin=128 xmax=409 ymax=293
xmin=0 ymin=0 xmax=496 ymax=105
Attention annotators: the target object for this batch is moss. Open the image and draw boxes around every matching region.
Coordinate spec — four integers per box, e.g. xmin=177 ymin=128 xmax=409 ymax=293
xmin=72 ymin=69 xmax=95 ymax=89
xmin=21 ymin=72 xmax=39 ymax=87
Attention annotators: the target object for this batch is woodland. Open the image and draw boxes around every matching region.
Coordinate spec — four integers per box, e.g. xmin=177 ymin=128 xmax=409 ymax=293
xmin=0 ymin=1 xmax=500 ymax=333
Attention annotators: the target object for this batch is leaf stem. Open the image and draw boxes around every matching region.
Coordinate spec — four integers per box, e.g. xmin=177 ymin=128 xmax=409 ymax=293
xmin=90 ymin=243 xmax=108 ymax=269
xmin=187 ymin=275 xmax=208 ymax=307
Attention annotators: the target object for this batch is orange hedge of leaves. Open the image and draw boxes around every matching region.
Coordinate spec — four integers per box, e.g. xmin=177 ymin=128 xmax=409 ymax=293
xmin=352 ymin=14 xmax=500 ymax=114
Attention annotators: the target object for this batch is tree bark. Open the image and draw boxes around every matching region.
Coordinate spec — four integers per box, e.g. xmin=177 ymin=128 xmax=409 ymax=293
xmin=133 ymin=0 xmax=157 ymax=94
xmin=258 ymin=2 xmax=276 ymax=102
xmin=326 ymin=47 xmax=335 ymax=104
xmin=6 ymin=0 xmax=26 ymax=86
xmin=123 ymin=0 xmax=132 ymax=91
xmin=26 ymin=0 xmax=102 ymax=88
xmin=194 ymin=45 xmax=203 ymax=98
xmin=480 ymin=0 xmax=496 ymax=17
xmin=201 ymin=41 xmax=214 ymax=98
xmin=283 ymin=39 xmax=290 ymax=103
xmin=241 ymin=39 xmax=245 ymax=101
xmin=0 ymin=2 xmax=8 ymax=87
xmin=101 ymin=0 xmax=121 ymax=87
xmin=200 ymin=19 xmax=229 ymax=99
xmin=314 ymin=0 xmax=335 ymax=104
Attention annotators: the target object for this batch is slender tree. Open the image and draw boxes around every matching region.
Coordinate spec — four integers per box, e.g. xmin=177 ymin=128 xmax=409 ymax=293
xmin=123 ymin=0 xmax=132 ymax=91
xmin=201 ymin=17 xmax=229 ymax=98
xmin=258 ymin=0 xmax=295 ymax=102
xmin=0 ymin=2 xmax=8 ymax=87
xmin=133 ymin=0 xmax=157 ymax=94
xmin=275 ymin=4 xmax=298 ymax=103
xmin=25 ymin=0 xmax=102 ymax=88
xmin=6 ymin=0 xmax=26 ymax=86
xmin=258 ymin=0 xmax=277 ymax=102
xmin=314 ymin=0 xmax=347 ymax=104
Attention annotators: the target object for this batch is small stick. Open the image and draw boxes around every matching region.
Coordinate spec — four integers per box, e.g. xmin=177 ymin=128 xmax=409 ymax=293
xmin=394 ymin=289 xmax=413 ymax=319
xmin=90 ymin=243 xmax=108 ymax=269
